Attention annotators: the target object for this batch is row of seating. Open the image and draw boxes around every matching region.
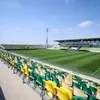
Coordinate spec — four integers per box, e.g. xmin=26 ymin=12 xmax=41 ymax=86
xmin=1 ymin=44 xmax=45 ymax=50
xmin=0 ymin=50 xmax=100 ymax=100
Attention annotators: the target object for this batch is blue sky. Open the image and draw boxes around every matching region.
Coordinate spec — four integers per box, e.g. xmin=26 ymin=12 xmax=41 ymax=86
xmin=0 ymin=0 xmax=100 ymax=44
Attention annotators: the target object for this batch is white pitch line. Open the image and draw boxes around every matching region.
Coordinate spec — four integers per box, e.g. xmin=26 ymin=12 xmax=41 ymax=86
xmin=92 ymin=67 xmax=100 ymax=76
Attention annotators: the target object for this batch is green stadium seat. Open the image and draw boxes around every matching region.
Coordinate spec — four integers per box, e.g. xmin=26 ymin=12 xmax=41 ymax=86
xmin=73 ymin=82 xmax=80 ymax=89
xmin=52 ymin=77 xmax=60 ymax=87
xmin=89 ymin=86 xmax=97 ymax=95
xmin=93 ymin=83 xmax=99 ymax=87
xmin=80 ymin=83 xmax=87 ymax=90
xmin=51 ymin=73 xmax=56 ymax=79
xmin=83 ymin=86 xmax=92 ymax=95
xmin=89 ymin=95 xmax=99 ymax=100
xmin=73 ymin=96 xmax=87 ymax=100
xmin=45 ymin=72 xmax=51 ymax=80
xmin=29 ymin=71 xmax=38 ymax=84
xmin=36 ymin=76 xmax=45 ymax=90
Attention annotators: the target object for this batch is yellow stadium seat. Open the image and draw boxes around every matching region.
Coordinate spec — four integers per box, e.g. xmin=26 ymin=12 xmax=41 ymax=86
xmin=10 ymin=60 xmax=14 ymax=66
xmin=23 ymin=64 xmax=29 ymax=78
xmin=55 ymin=87 xmax=70 ymax=100
xmin=60 ymin=87 xmax=72 ymax=100
xmin=20 ymin=63 xmax=25 ymax=74
xmin=28 ymin=68 xmax=32 ymax=73
xmin=20 ymin=66 xmax=24 ymax=74
xmin=43 ymin=80 xmax=56 ymax=98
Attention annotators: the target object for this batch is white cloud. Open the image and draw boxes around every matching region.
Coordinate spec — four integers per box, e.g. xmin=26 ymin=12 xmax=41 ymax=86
xmin=53 ymin=29 xmax=59 ymax=32
xmin=79 ymin=20 xmax=93 ymax=27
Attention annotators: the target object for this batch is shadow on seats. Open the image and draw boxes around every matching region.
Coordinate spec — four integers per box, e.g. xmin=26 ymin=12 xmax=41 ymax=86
xmin=0 ymin=86 xmax=6 ymax=100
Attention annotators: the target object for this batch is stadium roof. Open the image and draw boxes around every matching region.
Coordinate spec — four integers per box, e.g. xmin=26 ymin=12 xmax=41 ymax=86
xmin=55 ymin=37 xmax=100 ymax=42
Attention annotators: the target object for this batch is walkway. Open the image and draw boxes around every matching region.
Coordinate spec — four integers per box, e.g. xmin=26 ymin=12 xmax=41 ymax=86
xmin=0 ymin=60 xmax=41 ymax=100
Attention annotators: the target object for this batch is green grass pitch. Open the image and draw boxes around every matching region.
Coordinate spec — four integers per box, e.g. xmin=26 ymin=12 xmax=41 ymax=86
xmin=14 ymin=50 xmax=100 ymax=78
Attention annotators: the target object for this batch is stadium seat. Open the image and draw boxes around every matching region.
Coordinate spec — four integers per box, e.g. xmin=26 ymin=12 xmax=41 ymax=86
xmin=73 ymin=82 xmax=80 ymax=89
xmin=96 ymin=92 xmax=100 ymax=99
xmin=73 ymin=96 xmax=87 ymax=100
xmin=97 ymin=87 xmax=100 ymax=92
xmin=83 ymin=86 xmax=92 ymax=95
xmin=52 ymin=77 xmax=60 ymax=87
xmin=89 ymin=95 xmax=99 ymax=100
xmin=34 ymin=67 xmax=40 ymax=75
xmin=43 ymin=80 xmax=56 ymax=99
xmin=29 ymin=71 xmax=38 ymax=84
xmin=39 ymin=70 xmax=45 ymax=77
xmin=89 ymin=86 xmax=97 ymax=95
xmin=57 ymin=75 xmax=64 ymax=83
xmin=45 ymin=72 xmax=51 ymax=80
xmin=36 ymin=75 xmax=45 ymax=90
xmin=61 ymin=81 xmax=72 ymax=92
xmin=73 ymin=87 xmax=86 ymax=98
xmin=55 ymin=87 xmax=71 ymax=100
xmin=80 ymin=82 xmax=87 ymax=90
xmin=60 ymin=87 xmax=73 ymax=100
xmin=65 ymin=74 xmax=73 ymax=86
xmin=73 ymin=80 xmax=79 ymax=84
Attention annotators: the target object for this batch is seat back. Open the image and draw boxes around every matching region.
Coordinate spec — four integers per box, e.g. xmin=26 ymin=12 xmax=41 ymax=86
xmin=52 ymin=77 xmax=60 ymax=87
xmin=96 ymin=92 xmax=100 ymax=99
xmin=97 ymin=87 xmax=100 ymax=92
xmin=65 ymin=74 xmax=72 ymax=86
xmin=40 ymin=71 xmax=45 ymax=77
xmin=34 ymin=68 xmax=40 ymax=75
xmin=58 ymin=75 xmax=64 ymax=82
xmin=60 ymin=87 xmax=72 ymax=100
xmin=55 ymin=87 xmax=70 ymax=100
xmin=73 ymin=87 xmax=86 ymax=98
xmin=89 ymin=95 xmax=99 ymax=100
xmin=61 ymin=81 xmax=72 ymax=92
xmin=43 ymin=80 xmax=56 ymax=98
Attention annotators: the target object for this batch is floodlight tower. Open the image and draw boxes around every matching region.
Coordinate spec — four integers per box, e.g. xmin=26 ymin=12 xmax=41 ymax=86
xmin=46 ymin=28 xmax=49 ymax=48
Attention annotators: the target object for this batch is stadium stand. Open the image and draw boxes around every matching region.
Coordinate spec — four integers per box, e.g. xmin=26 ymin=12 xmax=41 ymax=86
xmin=55 ymin=38 xmax=100 ymax=52
xmin=0 ymin=50 xmax=100 ymax=100
xmin=1 ymin=44 xmax=45 ymax=50
xmin=79 ymin=47 xmax=90 ymax=51
xmin=49 ymin=45 xmax=69 ymax=50
xmin=89 ymin=47 xmax=100 ymax=52
xmin=0 ymin=44 xmax=5 ymax=49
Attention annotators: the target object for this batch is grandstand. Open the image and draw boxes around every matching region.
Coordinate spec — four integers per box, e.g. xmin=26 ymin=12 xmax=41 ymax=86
xmin=0 ymin=44 xmax=5 ymax=49
xmin=0 ymin=50 xmax=100 ymax=100
xmin=1 ymin=44 xmax=45 ymax=50
xmin=55 ymin=38 xmax=100 ymax=52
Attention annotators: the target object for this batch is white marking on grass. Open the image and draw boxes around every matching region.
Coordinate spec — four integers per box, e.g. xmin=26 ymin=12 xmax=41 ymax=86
xmin=92 ymin=67 xmax=100 ymax=76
